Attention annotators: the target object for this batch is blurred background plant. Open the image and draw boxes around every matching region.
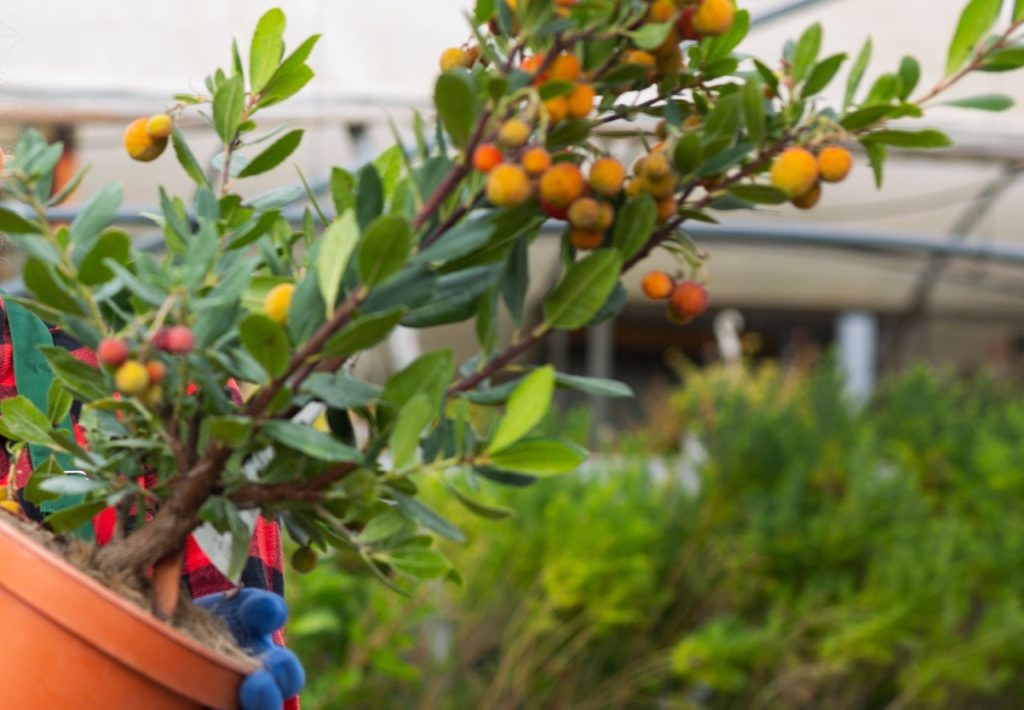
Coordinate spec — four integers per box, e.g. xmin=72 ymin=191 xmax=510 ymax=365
xmin=288 ymin=355 xmax=1024 ymax=709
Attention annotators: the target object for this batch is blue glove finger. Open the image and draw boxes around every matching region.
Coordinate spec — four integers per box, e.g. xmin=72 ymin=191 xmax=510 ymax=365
xmin=263 ymin=646 xmax=305 ymax=700
xmin=238 ymin=588 xmax=289 ymax=638
xmin=239 ymin=669 xmax=284 ymax=710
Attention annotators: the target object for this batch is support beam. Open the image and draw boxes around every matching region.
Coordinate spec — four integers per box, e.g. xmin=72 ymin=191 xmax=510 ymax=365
xmin=837 ymin=310 xmax=878 ymax=405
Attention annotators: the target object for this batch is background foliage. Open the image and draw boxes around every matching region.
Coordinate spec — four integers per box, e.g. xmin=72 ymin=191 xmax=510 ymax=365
xmin=288 ymin=361 xmax=1024 ymax=709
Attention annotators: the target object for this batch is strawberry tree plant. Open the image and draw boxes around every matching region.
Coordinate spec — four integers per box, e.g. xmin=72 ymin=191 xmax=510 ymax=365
xmin=0 ymin=0 xmax=1020 ymax=615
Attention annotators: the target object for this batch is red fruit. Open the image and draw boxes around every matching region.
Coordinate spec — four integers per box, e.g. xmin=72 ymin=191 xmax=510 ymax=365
xmin=145 ymin=360 xmax=167 ymax=385
xmin=669 ymin=281 xmax=709 ymax=320
xmin=677 ymin=6 xmax=700 ymax=40
xmin=540 ymin=196 xmax=570 ymax=221
xmin=155 ymin=325 xmax=195 ymax=355
xmin=97 ymin=338 xmax=129 ymax=368
xmin=473 ymin=143 xmax=503 ymax=173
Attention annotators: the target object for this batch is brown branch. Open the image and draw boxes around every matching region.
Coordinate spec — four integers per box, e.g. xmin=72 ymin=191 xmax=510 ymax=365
xmin=448 ymin=329 xmax=545 ymax=394
xmin=230 ymin=461 xmax=360 ymax=507
xmin=244 ymin=288 xmax=364 ymax=418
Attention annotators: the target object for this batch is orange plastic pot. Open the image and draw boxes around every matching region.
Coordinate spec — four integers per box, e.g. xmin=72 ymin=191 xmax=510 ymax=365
xmin=0 ymin=519 xmax=257 ymax=709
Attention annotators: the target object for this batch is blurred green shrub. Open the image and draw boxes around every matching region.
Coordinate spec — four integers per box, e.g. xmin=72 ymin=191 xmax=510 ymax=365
xmin=288 ymin=362 xmax=1024 ymax=709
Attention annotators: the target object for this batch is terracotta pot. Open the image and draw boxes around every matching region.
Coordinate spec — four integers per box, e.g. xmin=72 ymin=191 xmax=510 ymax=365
xmin=0 ymin=519 xmax=257 ymax=709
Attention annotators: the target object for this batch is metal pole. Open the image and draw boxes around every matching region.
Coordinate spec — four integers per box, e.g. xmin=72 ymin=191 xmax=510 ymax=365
xmin=837 ymin=310 xmax=878 ymax=405
xmin=586 ymin=321 xmax=613 ymax=441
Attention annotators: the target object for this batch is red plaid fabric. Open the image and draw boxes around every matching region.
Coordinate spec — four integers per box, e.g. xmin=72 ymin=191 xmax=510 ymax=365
xmin=0 ymin=300 xmax=297 ymax=709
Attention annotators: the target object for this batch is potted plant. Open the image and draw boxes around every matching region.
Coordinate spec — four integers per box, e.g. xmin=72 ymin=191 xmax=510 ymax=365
xmin=0 ymin=0 xmax=1019 ymax=706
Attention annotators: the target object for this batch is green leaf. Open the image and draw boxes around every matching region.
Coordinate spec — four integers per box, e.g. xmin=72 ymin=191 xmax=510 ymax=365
xmin=488 ymin=437 xmax=587 ymax=476
xmin=78 ymin=229 xmax=132 ymax=286
xmin=555 ymin=372 xmax=633 ymax=398
xmin=803 ymin=53 xmax=846 ymax=97
xmin=673 ymin=133 xmax=704 ymax=176
xmin=355 ymin=164 xmax=384 ymax=230
xmin=862 ymin=140 xmax=887 ymax=188
xmin=330 ymin=167 xmax=356 ymax=215
xmin=39 ymin=475 xmax=101 ymax=496
xmin=0 ymin=396 xmax=55 ymax=447
xmin=40 ymin=346 xmax=108 ymax=401
xmin=401 ymin=266 xmax=498 ymax=328
xmin=980 ymin=45 xmax=1024 ymax=71
xmin=207 ymin=416 xmax=252 ymax=446
xmin=389 ymin=393 xmax=434 ymax=469
xmin=323 ymin=308 xmax=404 ymax=357
xmin=391 ymin=491 xmax=466 ymax=543
xmin=0 ymin=207 xmax=42 ymax=235
xmin=742 ymin=80 xmax=765 ymax=143
xmin=22 ymin=259 xmax=84 ymax=316
xmin=414 ymin=215 xmax=496 ymax=265
xmin=844 ymin=37 xmax=872 ymax=110
xmin=434 ymin=70 xmax=477 ymax=148
xmin=171 ymin=127 xmax=210 ymax=188
xmin=317 ymin=209 xmax=359 ymax=312
xmin=538 ymin=80 xmax=574 ymax=100
xmin=946 ymin=0 xmax=1001 ymax=75
xmin=628 ymin=22 xmax=673 ymax=51
xmin=262 ymin=421 xmax=363 ymax=463
xmin=727 ymin=184 xmax=789 ymax=204
xmin=487 ymin=366 xmax=555 ymax=454
xmin=45 ymin=499 xmax=106 ymax=534
xmin=447 ymin=483 xmax=513 ymax=519
xmin=941 ymin=93 xmax=1014 ymax=111
xmin=382 ymin=350 xmax=454 ymax=412
xmin=613 ymin=196 xmax=657 ymax=260
xmin=381 ymin=546 xmax=450 ymax=580
xmin=360 ymin=509 xmax=409 ymax=543
xmin=863 ymin=73 xmax=902 ymax=106
xmin=357 ymin=215 xmax=412 ymax=287
xmin=791 ymin=23 xmax=822 ymax=84
xmin=259 ymin=35 xmax=320 ymax=107
xmin=1017 ymin=0 xmax=1024 ymax=20
xmin=239 ymin=313 xmax=289 ymax=379
xmin=839 ymin=104 xmax=897 ymax=130
xmin=897 ymin=56 xmax=920 ymax=100
xmin=46 ymin=380 xmax=73 ymax=425
xmin=70 ymin=183 xmax=123 ymax=265
xmin=238 ymin=129 xmax=303 ymax=177
xmin=213 ymin=75 xmax=246 ymax=142
xmin=543 ymin=250 xmax=623 ymax=330
xmin=301 ymin=373 xmax=382 ymax=410
xmin=249 ymin=8 xmax=286 ymax=92
xmin=863 ymin=129 xmax=952 ymax=149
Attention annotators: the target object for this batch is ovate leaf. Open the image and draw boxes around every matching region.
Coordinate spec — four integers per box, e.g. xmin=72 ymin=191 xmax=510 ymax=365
xmin=487 ymin=366 xmax=555 ymax=454
xmin=543 ymin=250 xmax=623 ymax=330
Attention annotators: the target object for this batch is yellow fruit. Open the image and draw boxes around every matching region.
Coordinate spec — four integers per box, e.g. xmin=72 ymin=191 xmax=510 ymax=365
xmin=539 ymin=163 xmax=585 ymax=209
xmin=656 ymin=196 xmax=679 ymax=223
xmin=567 ymin=197 xmax=603 ymax=230
xmin=818 ymin=146 xmax=853 ymax=183
xmin=144 ymin=385 xmax=164 ymax=408
xmin=123 ymin=118 xmax=167 ymax=162
xmin=648 ymin=0 xmax=677 ymax=22
xmin=0 ymin=500 xmax=20 ymax=515
xmin=115 ymin=360 xmax=151 ymax=396
xmin=145 ymin=113 xmax=173 ymax=140
xmin=498 ymin=118 xmax=532 ymax=149
xmin=264 ymin=283 xmax=295 ymax=325
xmin=570 ymin=228 xmax=604 ymax=250
xmin=642 ymin=271 xmax=675 ymax=300
xmin=566 ymin=83 xmax=596 ymax=119
xmin=597 ymin=202 xmax=615 ymax=230
xmin=589 ymin=158 xmax=626 ymax=197
xmin=770 ymin=148 xmax=819 ymax=199
xmin=548 ymin=52 xmax=582 ymax=82
xmin=792 ymin=182 xmax=822 ymax=209
xmin=544 ymin=96 xmax=569 ymax=124
xmin=644 ymin=151 xmax=673 ymax=180
xmin=625 ymin=178 xmax=644 ymax=198
xmin=622 ymin=49 xmax=658 ymax=82
xmin=521 ymin=147 xmax=552 ymax=176
xmin=487 ymin=163 xmax=532 ymax=207
xmin=292 ymin=546 xmax=318 ymax=574
xmin=646 ymin=172 xmax=678 ymax=199
xmin=440 ymin=47 xmax=471 ymax=71
xmin=692 ymin=0 xmax=736 ymax=37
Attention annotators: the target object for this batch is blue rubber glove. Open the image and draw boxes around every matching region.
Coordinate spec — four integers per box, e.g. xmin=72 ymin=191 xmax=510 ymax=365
xmin=195 ymin=588 xmax=305 ymax=710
